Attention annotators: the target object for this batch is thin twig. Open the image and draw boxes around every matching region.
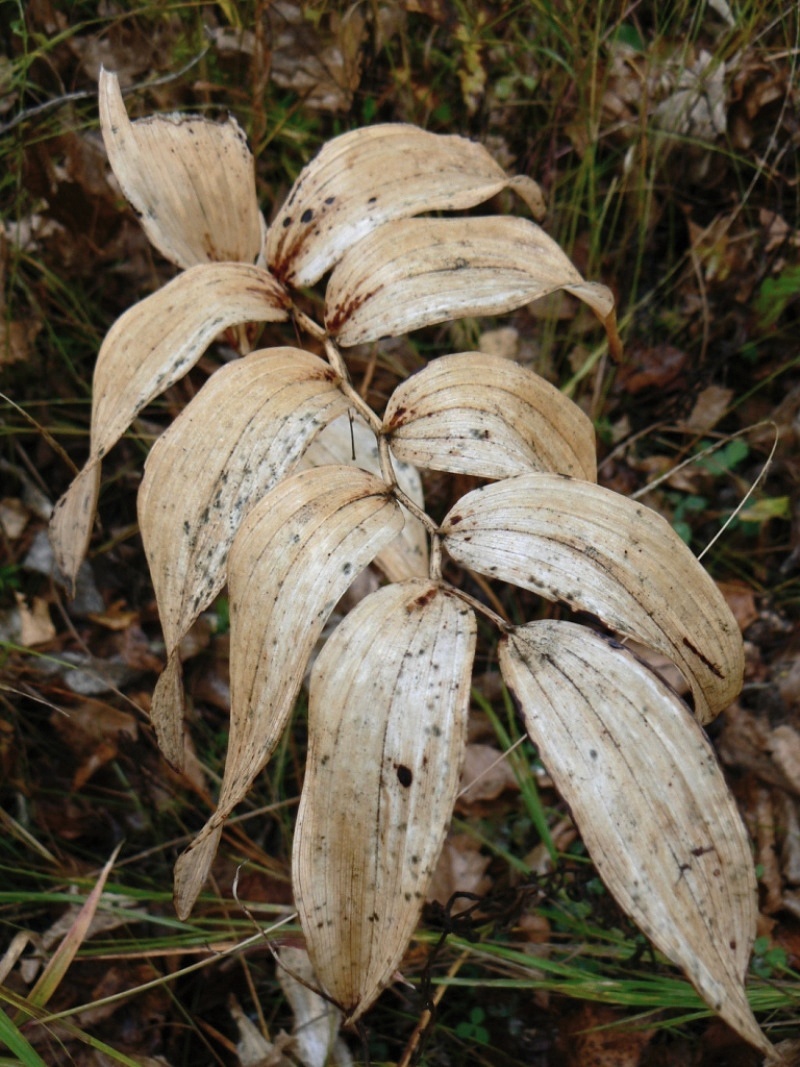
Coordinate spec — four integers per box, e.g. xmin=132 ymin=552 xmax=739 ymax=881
xmin=0 ymin=47 xmax=210 ymax=136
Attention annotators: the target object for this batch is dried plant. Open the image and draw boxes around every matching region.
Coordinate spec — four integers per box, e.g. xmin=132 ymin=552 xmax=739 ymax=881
xmin=50 ymin=71 xmax=773 ymax=1056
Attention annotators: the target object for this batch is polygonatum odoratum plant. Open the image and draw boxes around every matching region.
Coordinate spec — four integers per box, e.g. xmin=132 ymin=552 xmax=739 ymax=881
xmin=50 ymin=70 xmax=773 ymax=1055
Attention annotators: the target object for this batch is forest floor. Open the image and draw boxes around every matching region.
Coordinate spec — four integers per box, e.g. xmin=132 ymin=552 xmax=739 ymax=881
xmin=2 ymin=2 xmax=800 ymax=1065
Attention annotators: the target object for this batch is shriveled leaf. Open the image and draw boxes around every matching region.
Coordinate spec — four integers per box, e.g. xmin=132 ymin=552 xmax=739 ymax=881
xmin=326 ymin=217 xmax=621 ymax=359
xmin=499 ymin=622 xmax=770 ymax=1055
xmin=139 ymin=348 xmax=350 ymax=767
xmin=99 ymin=69 xmax=264 ymax=267
xmin=267 ymin=124 xmax=546 ymax=286
xmin=49 ymin=263 xmax=290 ymax=591
xmin=383 ymin=350 xmax=597 ymax=481
xmin=302 ymin=413 xmax=428 ymax=579
xmin=442 ymin=473 xmax=743 ymax=724
xmin=173 ymin=466 xmax=403 ymax=918
xmin=294 ymin=579 xmax=476 ymax=1023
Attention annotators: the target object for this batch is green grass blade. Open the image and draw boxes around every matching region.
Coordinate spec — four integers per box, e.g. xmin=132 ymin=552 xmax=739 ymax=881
xmin=0 ymin=1007 xmax=48 ymax=1067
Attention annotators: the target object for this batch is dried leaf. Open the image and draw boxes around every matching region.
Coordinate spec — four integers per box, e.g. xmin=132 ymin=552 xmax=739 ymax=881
xmin=383 ymin=350 xmax=597 ymax=481
xmin=173 ymin=466 xmax=403 ymax=918
xmin=267 ymin=125 xmax=545 ymax=286
xmin=442 ymin=473 xmax=743 ymax=723
xmin=294 ymin=579 xmax=476 ymax=1023
xmin=277 ymin=947 xmax=353 ymax=1067
xmin=99 ymin=69 xmax=265 ymax=267
xmin=325 ymin=216 xmax=621 ymax=358
xmin=426 ymin=833 xmax=492 ymax=906
xmin=139 ymin=347 xmax=351 ymax=766
xmin=49 ymin=262 xmax=290 ymax=591
xmin=302 ymin=413 xmax=428 ymax=579
xmin=499 ymin=622 xmax=770 ymax=1055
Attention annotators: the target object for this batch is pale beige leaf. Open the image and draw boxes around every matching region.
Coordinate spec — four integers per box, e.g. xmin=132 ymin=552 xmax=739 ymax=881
xmin=294 ymin=579 xmax=476 ymax=1023
xmin=499 ymin=622 xmax=770 ymax=1055
xmin=139 ymin=348 xmax=350 ymax=766
xmin=442 ymin=474 xmax=743 ymax=724
xmin=383 ymin=351 xmax=597 ymax=481
xmin=302 ymin=413 xmax=428 ymax=579
xmin=49 ymin=263 xmax=290 ymax=591
xmin=278 ymin=947 xmax=353 ymax=1067
xmin=173 ymin=466 xmax=403 ymax=919
xmin=267 ymin=124 xmax=544 ymax=287
xmin=325 ymin=217 xmax=619 ymax=357
xmin=99 ymin=69 xmax=264 ymax=268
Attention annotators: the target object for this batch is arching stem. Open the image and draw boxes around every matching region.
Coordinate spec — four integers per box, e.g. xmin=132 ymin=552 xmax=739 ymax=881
xmin=378 ymin=436 xmax=438 ymax=535
xmin=447 ymin=583 xmax=510 ymax=633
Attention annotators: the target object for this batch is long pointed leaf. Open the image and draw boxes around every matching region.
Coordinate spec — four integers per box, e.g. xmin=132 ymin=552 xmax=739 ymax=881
xmin=173 ymin=466 xmax=404 ymax=918
xmin=325 ymin=217 xmax=620 ymax=357
xmin=49 ymin=263 xmax=290 ymax=591
xmin=442 ymin=474 xmax=743 ymax=723
xmin=294 ymin=579 xmax=476 ymax=1023
xmin=383 ymin=350 xmax=597 ymax=481
xmin=267 ymin=124 xmax=545 ymax=286
xmin=499 ymin=622 xmax=770 ymax=1055
xmin=99 ymin=70 xmax=264 ymax=268
xmin=139 ymin=347 xmax=350 ymax=767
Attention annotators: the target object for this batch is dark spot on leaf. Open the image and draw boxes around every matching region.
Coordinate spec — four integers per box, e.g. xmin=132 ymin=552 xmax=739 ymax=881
xmin=396 ymin=764 xmax=413 ymax=787
xmin=410 ymin=588 xmax=436 ymax=610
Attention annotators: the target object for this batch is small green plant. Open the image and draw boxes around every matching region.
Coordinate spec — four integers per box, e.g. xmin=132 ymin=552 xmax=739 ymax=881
xmin=49 ymin=72 xmax=772 ymax=1056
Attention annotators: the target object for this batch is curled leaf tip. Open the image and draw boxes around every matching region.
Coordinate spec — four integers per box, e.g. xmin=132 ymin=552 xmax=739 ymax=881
xmin=49 ymin=462 xmax=101 ymax=596
xmin=150 ymin=654 xmax=186 ymax=770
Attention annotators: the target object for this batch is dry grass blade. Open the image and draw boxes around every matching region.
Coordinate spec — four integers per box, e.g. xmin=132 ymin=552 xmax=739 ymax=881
xmin=139 ymin=348 xmax=350 ymax=766
xmin=25 ymin=844 xmax=122 ymax=1012
xmin=49 ymin=263 xmax=290 ymax=591
xmin=383 ymin=350 xmax=597 ymax=481
xmin=442 ymin=473 xmax=743 ymax=724
xmin=302 ymin=414 xmax=429 ymax=578
xmin=499 ymin=622 xmax=770 ymax=1056
xmin=173 ymin=466 xmax=404 ymax=918
xmin=267 ymin=124 xmax=545 ymax=286
xmin=293 ymin=579 xmax=476 ymax=1024
xmin=99 ymin=70 xmax=265 ymax=268
xmin=325 ymin=216 xmax=617 ymax=350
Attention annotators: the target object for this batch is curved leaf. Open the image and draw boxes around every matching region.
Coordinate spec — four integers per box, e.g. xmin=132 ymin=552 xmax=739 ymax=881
xmin=49 ymin=263 xmax=290 ymax=591
xmin=302 ymin=413 xmax=428 ymax=579
xmin=139 ymin=347 xmax=350 ymax=766
xmin=383 ymin=350 xmax=597 ymax=481
xmin=499 ymin=622 xmax=769 ymax=1055
xmin=267 ymin=124 xmax=545 ymax=286
xmin=99 ymin=70 xmax=265 ymax=268
xmin=173 ymin=466 xmax=404 ymax=918
xmin=325 ymin=216 xmax=620 ymax=358
xmin=441 ymin=474 xmax=743 ymax=723
xmin=294 ymin=579 xmax=476 ymax=1023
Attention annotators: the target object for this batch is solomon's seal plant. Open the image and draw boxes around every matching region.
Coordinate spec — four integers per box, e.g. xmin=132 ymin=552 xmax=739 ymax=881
xmin=51 ymin=70 xmax=773 ymax=1055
